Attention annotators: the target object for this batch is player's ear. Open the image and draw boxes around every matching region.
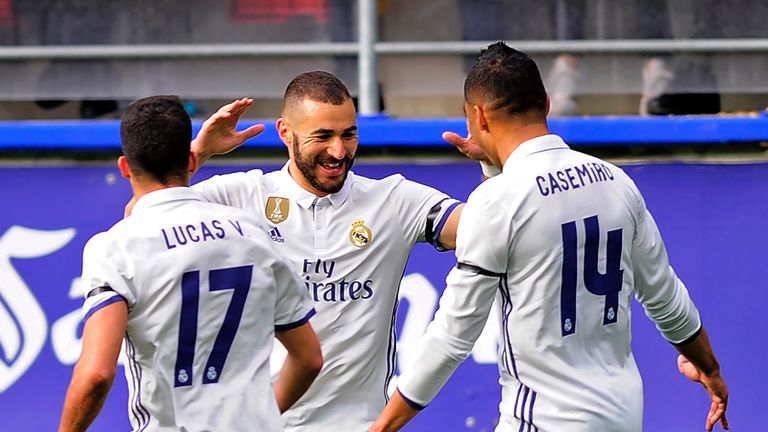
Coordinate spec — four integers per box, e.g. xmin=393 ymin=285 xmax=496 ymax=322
xmin=187 ymin=151 xmax=198 ymax=177
xmin=474 ymin=105 xmax=490 ymax=133
xmin=545 ymin=95 xmax=551 ymax=117
xmin=117 ymin=156 xmax=131 ymax=179
xmin=276 ymin=118 xmax=292 ymax=150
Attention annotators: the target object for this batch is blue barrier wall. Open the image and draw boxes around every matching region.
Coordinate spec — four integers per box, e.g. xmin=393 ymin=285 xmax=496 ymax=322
xmin=1 ymin=114 xmax=768 ymax=150
xmin=0 ymin=160 xmax=766 ymax=431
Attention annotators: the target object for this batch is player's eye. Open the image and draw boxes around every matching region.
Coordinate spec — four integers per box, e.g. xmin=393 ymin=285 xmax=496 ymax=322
xmin=342 ymin=132 xmax=357 ymax=139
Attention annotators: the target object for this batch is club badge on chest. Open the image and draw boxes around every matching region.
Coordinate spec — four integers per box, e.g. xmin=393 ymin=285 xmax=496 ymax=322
xmin=349 ymin=220 xmax=373 ymax=249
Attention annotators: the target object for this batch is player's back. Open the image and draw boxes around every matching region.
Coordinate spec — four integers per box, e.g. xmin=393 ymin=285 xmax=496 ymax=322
xmin=483 ymin=135 xmax=645 ymax=430
xmin=86 ymin=188 xmax=286 ymax=431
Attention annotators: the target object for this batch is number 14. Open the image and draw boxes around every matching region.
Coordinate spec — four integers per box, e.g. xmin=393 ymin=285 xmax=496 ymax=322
xmin=560 ymin=215 xmax=624 ymax=337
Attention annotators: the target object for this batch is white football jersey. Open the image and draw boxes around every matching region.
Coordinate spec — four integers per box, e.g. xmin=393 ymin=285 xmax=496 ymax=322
xmin=193 ymin=164 xmax=459 ymax=431
xmin=80 ymin=187 xmax=314 ymax=432
xmin=397 ymin=135 xmax=701 ymax=431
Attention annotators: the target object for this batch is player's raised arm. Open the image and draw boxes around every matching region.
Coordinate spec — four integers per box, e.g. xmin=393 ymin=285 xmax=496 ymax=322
xmin=190 ymin=97 xmax=266 ymax=171
xmin=59 ymin=301 xmax=127 ymax=432
xmin=274 ymin=323 xmax=323 ymax=412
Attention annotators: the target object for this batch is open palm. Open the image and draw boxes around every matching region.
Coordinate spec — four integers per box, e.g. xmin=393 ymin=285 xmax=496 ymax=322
xmin=678 ymin=355 xmax=729 ymax=431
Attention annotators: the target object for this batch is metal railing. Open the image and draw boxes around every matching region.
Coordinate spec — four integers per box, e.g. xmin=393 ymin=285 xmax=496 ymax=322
xmin=1 ymin=0 xmax=767 ymax=114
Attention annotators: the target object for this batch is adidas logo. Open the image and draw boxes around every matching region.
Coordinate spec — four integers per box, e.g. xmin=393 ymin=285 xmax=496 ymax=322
xmin=269 ymin=227 xmax=285 ymax=243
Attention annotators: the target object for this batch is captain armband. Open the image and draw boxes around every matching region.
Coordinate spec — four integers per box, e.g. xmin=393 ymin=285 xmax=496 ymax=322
xmin=425 ymin=198 xmax=462 ymax=251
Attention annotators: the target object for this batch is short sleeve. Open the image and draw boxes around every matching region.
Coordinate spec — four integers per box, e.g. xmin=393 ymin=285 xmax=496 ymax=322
xmin=390 ymin=177 xmax=461 ymax=247
xmin=192 ymin=169 xmax=264 ymax=210
xmin=272 ymin=256 xmax=316 ymax=332
xmin=454 ymin=181 xmax=512 ymax=274
xmin=80 ymin=233 xmax=135 ymax=323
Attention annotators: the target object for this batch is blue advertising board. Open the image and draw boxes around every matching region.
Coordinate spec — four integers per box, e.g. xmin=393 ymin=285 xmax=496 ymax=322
xmin=0 ymin=161 xmax=766 ymax=431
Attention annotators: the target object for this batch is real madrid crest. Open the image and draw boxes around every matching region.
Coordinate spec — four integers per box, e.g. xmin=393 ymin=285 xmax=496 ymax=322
xmin=349 ymin=219 xmax=373 ymax=249
xmin=265 ymin=196 xmax=290 ymax=224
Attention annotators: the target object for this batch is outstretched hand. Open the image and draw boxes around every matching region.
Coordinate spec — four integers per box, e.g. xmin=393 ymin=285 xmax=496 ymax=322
xmin=192 ymin=98 xmax=266 ymax=164
xmin=678 ymin=355 xmax=729 ymax=431
xmin=442 ymin=131 xmax=488 ymax=162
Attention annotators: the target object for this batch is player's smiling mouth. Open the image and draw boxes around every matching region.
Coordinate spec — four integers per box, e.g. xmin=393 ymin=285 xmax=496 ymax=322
xmin=318 ymin=159 xmax=345 ymax=175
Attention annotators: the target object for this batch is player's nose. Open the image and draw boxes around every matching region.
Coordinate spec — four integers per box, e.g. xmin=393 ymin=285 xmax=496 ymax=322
xmin=326 ymin=136 xmax=346 ymax=160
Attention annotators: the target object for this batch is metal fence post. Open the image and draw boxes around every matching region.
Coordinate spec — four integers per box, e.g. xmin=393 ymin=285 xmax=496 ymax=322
xmin=358 ymin=0 xmax=379 ymax=115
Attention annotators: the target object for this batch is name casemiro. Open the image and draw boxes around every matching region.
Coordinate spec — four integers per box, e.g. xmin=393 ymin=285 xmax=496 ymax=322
xmin=535 ymin=162 xmax=616 ymax=197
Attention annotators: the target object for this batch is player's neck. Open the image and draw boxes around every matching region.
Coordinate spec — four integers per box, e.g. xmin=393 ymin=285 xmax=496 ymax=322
xmin=130 ymin=178 xmax=189 ymax=202
xmin=494 ymin=121 xmax=550 ymax=167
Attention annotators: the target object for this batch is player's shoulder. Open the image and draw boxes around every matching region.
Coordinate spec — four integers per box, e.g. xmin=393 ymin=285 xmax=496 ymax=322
xmin=354 ymin=171 xmax=446 ymax=200
xmin=350 ymin=171 xmax=403 ymax=189
xmin=468 ymin=174 xmax=510 ymax=204
xmin=81 ymin=229 xmax=124 ymax=264
xmin=83 ymin=230 xmax=111 ymax=252
xmin=575 ymin=150 xmax=632 ymax=182
xmin=196 ymin=168 xmax=267 ymax=189
xmin=189 ymin=192 xmax=267 ymax=227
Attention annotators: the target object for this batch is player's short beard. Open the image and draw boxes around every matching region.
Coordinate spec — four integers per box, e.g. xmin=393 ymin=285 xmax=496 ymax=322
xmin=292 ymin=133 xmax=355 ymax=194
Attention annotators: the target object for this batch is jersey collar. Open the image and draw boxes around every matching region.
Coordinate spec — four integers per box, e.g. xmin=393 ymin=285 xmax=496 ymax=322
xmin=279 ymin=162 xmax=354 ymax=209
xmin=131 ymin=187 xmax=202 ymax=215
xmin=503 ymin=134 xmax=569 ymax=172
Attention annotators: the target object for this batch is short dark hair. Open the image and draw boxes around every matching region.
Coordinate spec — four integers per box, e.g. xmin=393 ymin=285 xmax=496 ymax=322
xmin=283 ymin=71 xmax=351 ymax=109
xmin=464 ymin=42 xmax=548 ymax=117
xmin=120 ymin=96 xmax=192 ymax=184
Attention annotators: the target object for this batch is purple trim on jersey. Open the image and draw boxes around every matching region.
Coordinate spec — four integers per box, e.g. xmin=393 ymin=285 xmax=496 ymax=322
xmin=275 ymin=308 xmax=316 ymax=332
xmin=82 ymin=295 xmax=126 ymax=323
xmin=398 ymin=389 xmax=427 ymax=411
xmin=528 ymin=390 xmax=538 ymax=432
xmin=518 ymin=386 xmax=530 ymax=431
xmin=513 ymin=384 xmax=538 ymax=432
xmin=384 ymin=268 xmax=407 ymax=402
xmin=431 ymin=201 xmax=461 ymax=249
xmin=514 ymin=383 xmax=523 ymax=419
xmin=123 ymin=335 xmax=142 ymax=429
xmin=124 ymin=333 xmax=151 ymax=431
xmin=498 ymin=276 xmax=519 ymax=378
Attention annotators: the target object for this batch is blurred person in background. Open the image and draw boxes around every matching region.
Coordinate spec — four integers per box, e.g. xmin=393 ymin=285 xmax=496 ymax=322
xmin=14 ymin=0 xmax=119 ymax=118
xmin=458 ymin=0 xmax=720 ymax=116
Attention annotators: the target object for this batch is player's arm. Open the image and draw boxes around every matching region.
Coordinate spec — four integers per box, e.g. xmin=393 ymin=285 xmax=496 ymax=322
xmin=395 ymin=180 xmax=463 ymax=251
xmin=190 ymin=98 xmax=265 ymax=172
xmin=434 ymin=204 xmax=463 ymax=250
xmin=369 ymin=390 xmax=419 ymax=432
xmin=59 ymin=300 xmax=127 ymax=432
xmin=372 ymin=188 xmax=507 ymax=431
xmin=370 ymin=265 xmax=500 ymax=432
xmin=274 ymin=322 xmax=323 ymax=412
xmin=271 ymin=253 xmax=323 ymax=412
